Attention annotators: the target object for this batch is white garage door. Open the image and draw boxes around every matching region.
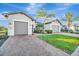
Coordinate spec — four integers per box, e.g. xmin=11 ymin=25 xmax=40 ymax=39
xmin=52 ymin=25 xmax=59 ymax=32
xmin=14 ymin=21 xmax=28 ymax=35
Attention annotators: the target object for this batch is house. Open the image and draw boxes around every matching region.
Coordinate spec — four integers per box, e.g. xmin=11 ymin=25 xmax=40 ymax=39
xmin=44 ymin=19 xmax=62 ymax=33
xmin=74 ymin=24 xmax=79 ymax=32
xmin=2 ymin=12 xmax=36 ymax=36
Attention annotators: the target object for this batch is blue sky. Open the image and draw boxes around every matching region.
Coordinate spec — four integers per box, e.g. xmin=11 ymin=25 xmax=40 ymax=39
xmin=0 ymin=3 xmax=79 ymax=27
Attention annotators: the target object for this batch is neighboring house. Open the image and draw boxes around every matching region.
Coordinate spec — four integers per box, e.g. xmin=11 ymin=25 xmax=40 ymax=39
xmin=2 ymin=12 xmax=36 ymax=36
xmin=45 ymin=19 xmax=62 ymax=33
xmin=74 ymin=24 xmax=79 ymax=32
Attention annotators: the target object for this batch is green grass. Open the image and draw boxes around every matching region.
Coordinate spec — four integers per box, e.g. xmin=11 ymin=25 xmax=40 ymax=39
xmin=38 ymin=34 xmax=79 ymax=54
xmin=0 ymin=30 xmax=8 ymax=38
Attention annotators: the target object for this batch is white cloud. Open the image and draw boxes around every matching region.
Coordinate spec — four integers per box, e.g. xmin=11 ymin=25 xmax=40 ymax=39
xmin=0 ymin=11 xmax=10 ymax=20
xmin=27 ymin=3 xmax=44 ymax=10
xmin=63 ymin=3 xmax=71 ymax=6
xmin=0 ymin=14 xmax=5 ymax=20
xmin=26 ymin=3 xmax=45 ymax=15
xmin=2 ymin=11 xmax=9 ymax=13
xmin=55 ymin=3 xmax=72 ymax=11
xmin=57 ymin=7 xmax=68 ymax=11
xmin=57 ymin=7 xmax=66 ymax=10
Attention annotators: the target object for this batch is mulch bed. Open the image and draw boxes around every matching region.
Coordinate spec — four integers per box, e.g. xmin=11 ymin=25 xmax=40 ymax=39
xmin=0 ymin=36 xmax=9 ymax=46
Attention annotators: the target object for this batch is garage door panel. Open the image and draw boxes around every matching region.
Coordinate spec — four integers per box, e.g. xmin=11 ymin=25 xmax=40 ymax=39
xmin=52 ymin=25 xmax=59 ymax=32
xmin=14 ymin=21 xmax=28 ymax=35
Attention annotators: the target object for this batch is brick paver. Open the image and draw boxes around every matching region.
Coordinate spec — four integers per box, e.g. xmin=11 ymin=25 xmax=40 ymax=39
xmin=0 ymin=35 xmax=69 ymax=56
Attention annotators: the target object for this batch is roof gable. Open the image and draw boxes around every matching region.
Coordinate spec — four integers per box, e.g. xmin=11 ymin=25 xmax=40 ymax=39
xmin=2 ymin=12 xmax=35 ymax=21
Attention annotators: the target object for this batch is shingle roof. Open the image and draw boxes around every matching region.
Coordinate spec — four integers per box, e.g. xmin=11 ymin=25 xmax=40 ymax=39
xmin=45 ymin=20 xmax=53 ymax=24
xmin=45 ymin=19 xmax=64 ymax=27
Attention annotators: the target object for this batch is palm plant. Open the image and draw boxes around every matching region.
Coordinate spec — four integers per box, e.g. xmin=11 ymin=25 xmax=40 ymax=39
xmin=65 ymin=12 xmax=73 ymax=29
xmin=36 ymin=9 xmax=55 ymax=33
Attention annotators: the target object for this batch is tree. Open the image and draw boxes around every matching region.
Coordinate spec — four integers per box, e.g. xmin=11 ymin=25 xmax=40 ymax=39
xmin=76 ymin=17 xmax=79 ymax=21
xmin=36 ymin=9 xmax=55 ymax=33
xmin=65 ymin=12 xmax=73 ymax=29
xmin=36 ymin=23 xmax=43 ymax=30
xmin=36 ymin=23 xmax=43 ymax=27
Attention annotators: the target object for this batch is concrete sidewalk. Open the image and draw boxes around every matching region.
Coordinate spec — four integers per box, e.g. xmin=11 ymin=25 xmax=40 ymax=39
xmin=0 ymin=35 xmax=69 ymax=56
xmin=72 ymin=46 xmax=79 ymax=56
xmin=54 ymin=32 xmax=79 ymax=38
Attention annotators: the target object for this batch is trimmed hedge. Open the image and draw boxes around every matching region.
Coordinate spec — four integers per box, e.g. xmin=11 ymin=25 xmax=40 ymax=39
xmin=69 ymin=29 xmax=73 ymax=33
xmin=45 ymin=30 xmax=52 ymax=34
xmin=34 ymin=29 xmax=52 ymax=34
xmin=34 ymin=30 xmax=43 ymax=33
xmin=61 ymin=29 xmax=68 ymax=32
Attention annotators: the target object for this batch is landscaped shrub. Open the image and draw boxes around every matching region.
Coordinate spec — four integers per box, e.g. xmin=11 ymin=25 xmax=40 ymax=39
xmin=75 ymin=28 xmax=79 ymax=32
xmin=34 ymin=29 xmax=53 ymax=34
xmin=34 ymin=29 xmax=43 ymax=33
xmin=0 ymin=31 xmax=8 ymax=39
xmin=74 ymin=32 xmax=79 ymax=34
xmin=61 ymin=28 xmax=68 ymax=32
xmin=69 ymin=29 xmax=73 ymax=33
xmin=45 ymin=30 xmax=52 ymax=34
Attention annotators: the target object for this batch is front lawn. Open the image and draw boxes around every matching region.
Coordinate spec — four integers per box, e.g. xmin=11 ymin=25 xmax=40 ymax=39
xmin=38 ymin=34 xmax=79 ymax=54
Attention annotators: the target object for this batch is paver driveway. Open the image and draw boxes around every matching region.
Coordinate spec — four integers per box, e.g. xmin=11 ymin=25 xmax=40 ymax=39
xmin=0 ymin=35 xmax=69 ymax=56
